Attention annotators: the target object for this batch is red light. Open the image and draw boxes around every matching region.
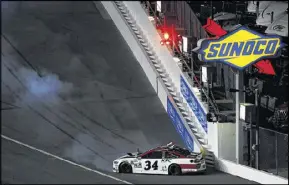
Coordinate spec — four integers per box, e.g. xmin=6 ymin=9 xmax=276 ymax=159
xmin=165 ymin=41 xmax=170 ymax=45
xmin=164 ymin=32 xmax=170 ymax=40
xmin=160 ymin=41 xmax=164 ymax=45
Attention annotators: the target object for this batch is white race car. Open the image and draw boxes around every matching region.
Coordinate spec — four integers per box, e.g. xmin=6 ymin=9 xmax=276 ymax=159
xmin=113 ymin=142 xmax=206 ymax=175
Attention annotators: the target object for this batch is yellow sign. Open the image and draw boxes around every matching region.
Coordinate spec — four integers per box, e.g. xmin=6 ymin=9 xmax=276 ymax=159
xmin=197 ymin=26 xmax=286 ymax=69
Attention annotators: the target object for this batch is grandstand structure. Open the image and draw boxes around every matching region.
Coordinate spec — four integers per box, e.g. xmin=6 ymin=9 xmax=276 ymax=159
xmin=143 ymin=0 xmax=288 ymax=179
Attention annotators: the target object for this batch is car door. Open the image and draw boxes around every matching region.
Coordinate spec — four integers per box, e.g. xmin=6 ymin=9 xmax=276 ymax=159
xmin=130 ymin=158 xmax=143 ymax=174
xmin=140 ymin=150 xmax=164 ymax=174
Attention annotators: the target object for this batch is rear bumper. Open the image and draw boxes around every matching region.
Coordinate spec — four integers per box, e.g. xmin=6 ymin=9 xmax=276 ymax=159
xmin=181 ymin=163 xmax=206 ymax=173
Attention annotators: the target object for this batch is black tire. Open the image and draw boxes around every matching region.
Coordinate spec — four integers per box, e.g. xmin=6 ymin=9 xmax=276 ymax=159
xmin=119 ymin=162 xmax=133 ymax=173
xmin=168 ymin=164 xmax=182 ymax=176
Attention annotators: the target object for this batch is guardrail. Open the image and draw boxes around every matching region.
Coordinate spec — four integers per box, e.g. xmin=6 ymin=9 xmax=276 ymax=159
xmin=217 ymin=159 xmax=288 ymax=184
xmin=100 ymin=0 xmax=211 ymax=155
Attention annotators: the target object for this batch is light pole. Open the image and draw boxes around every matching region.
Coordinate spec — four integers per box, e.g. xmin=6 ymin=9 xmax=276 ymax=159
xmin=211 ymin=1 xmax=214 ymax=20
xmin=254 ymin=88 xmax=259 ymax=170
xmin=235 ymin=71 xmax=241 ymax=164
xmin=229 ymin=87 xmax=260 ymax=169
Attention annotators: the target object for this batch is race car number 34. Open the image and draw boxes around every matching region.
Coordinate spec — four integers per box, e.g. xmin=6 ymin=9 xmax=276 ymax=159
xmin=144 ymin=160 xmax=158 ymax=170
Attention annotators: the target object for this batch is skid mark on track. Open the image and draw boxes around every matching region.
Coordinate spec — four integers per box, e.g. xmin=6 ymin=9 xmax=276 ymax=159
xmin=1 ymin=85 xmax=110 ymax=164
xmin=1 ymin=134 xmax=133 ymax=185
xmin=1 ymin=36 xmax=139 ymax=148
xmin=1 ymin=61 xmax=110 ymax=160
xmin=2 ymin=46 xmax=138 ymax=152
xmin=69 ymin=105 xmax=138 ymax=145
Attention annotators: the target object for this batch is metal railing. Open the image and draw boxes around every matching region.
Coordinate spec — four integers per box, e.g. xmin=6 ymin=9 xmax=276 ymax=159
xmin=258 ymin=127 xmax=288 ymax=179
xmin=156 ymin=1 xmax=222 ymax=115
xmin=208 ymin=86 xmax=220 ymax=113
xmin=140 ymin=1 xmax=220 ymax=115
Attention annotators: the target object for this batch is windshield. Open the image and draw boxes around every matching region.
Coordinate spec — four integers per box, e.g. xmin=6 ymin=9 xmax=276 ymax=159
xmin=172 ymin=146 xmax=191 ymax=156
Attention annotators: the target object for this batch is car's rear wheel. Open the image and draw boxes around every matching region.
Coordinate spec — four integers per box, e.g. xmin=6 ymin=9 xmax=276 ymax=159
xmin=119 ymin=162 xmax=133 ymax=173
xmin=168 ymin=164 xmax=182 ymax=176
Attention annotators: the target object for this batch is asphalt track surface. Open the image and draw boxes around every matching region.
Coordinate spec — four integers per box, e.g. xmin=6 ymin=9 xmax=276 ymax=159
xmin=1 ymin=1 xmax=257 ymax=184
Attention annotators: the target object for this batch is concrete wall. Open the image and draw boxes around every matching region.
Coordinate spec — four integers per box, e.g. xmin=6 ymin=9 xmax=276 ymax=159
xmin=101 ymin=1 xmax=200 ymax=152
xmin=218 ymin=123 xmax=236 ymax=162
xmin=98 ymin=2 xmax=157 ymax=95
xmin=216 ymin=159 xmax=288 ymax=184
xmin=122 ymin=1 xmax=209 ymax=140
xmin=207 ymin=122 xmax=219 ymax=157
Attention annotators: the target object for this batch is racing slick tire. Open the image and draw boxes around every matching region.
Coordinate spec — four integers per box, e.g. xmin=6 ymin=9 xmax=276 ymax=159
xmin=168 ymin=164 xmax=182 ymax=176
xmin=119 ymin=162 xmax=133 ymax=174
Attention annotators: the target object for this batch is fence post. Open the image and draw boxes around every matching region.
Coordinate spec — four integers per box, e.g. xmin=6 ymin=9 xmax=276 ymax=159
xmin=235 ymin=70 xmax=241 ymax=164
xmin=254 ymin=89 xmax=260 ymax=170
xmin=275 ymin=133 xmax=278 ymax=175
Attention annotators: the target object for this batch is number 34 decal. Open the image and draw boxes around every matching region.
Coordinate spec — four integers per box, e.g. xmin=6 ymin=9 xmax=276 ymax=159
xmin=144 ymin=160 xmax=158 ymax=170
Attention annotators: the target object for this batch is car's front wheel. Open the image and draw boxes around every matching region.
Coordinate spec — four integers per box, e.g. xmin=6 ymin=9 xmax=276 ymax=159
xmin=168 ymin=164 xmax=182 ymax=176
xmin=119 ymin=162 xmax=133 ymax=173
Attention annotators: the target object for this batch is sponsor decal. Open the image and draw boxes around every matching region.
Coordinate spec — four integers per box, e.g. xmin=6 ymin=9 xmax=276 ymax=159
xmin=134 ymin=162 xmax=142 ymax=168
xmin=162 ymin=166 xmax=168 ymax=171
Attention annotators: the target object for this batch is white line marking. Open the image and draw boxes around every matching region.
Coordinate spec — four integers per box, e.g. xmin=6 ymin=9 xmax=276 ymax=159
xmin=1 ymin=134 xmax=133 ymax=184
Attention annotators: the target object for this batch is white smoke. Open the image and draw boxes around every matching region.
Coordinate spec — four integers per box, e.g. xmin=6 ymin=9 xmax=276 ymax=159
xmin=16 ymin=67 xmax=73 ymax=105
xmin=62 ymin=131 xmax=156 ymax=172
xmin=63 ymin=133 xmax=114 ymax=172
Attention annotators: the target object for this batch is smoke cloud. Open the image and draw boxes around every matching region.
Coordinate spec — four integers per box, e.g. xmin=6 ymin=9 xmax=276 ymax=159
xmin=15 ymin=67 xmax=74 ymax=105
xmin=63 ymin=133 xmax=115 ymax=172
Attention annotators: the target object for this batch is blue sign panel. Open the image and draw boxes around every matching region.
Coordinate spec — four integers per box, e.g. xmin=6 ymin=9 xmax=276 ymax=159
xmin=167 ymin=97 xmax=194 ymax=152
xmin=180 ymin=76 xmax=207 ymax=133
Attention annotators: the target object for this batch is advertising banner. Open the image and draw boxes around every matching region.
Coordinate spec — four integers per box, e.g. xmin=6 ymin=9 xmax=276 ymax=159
xmin=180 ymin=76 xmax=207 ymax=133
xmin=194 ymin=26 xmax=286 ymax=70
xmin=167 ymin=96 xmax=194 ymax=152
